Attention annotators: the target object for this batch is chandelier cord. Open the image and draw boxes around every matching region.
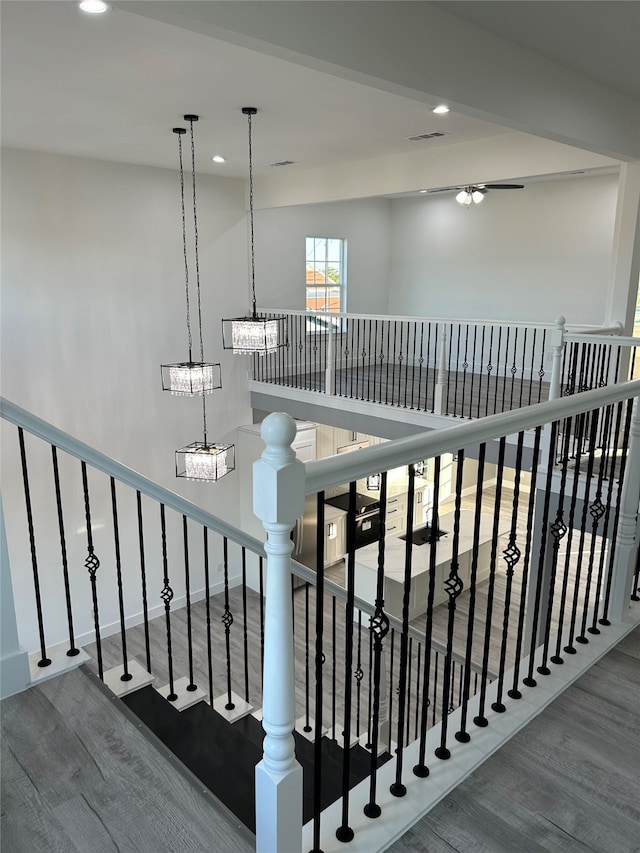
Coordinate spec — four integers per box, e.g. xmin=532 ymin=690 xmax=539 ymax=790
xmin=176 ymin=130 xmax=192 ymax=363
xmin=247 ymin=110 xmax=257 ymax=319
xmin=187 ymin=115 xmax=207 ymax=446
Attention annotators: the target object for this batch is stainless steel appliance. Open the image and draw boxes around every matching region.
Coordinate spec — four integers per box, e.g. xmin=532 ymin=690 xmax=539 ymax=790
xmin=324 ymin=491 xmax=381 ymax=549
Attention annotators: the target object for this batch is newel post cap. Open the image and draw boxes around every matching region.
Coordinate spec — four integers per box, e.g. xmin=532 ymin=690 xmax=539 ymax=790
xmin=253 ymin=412 xmax=305 ymax=524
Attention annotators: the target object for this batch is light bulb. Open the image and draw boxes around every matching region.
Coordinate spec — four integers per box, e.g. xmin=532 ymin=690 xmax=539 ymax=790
xmin=79 ymin=0 xmax=108 ymax=13
xmin=432 ymin=105 xmax=450 ymax=114
xmin=456 ymin=190 xmax=472 ymax=206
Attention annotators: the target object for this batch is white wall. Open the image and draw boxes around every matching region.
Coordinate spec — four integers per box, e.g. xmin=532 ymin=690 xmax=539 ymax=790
xmin=1 ymin=148 xmax=256 ymax=651
xmin=255 ymin=198 xmax=392 ymax=314
xmin=388 ymin=173 xmax=618 ymax=325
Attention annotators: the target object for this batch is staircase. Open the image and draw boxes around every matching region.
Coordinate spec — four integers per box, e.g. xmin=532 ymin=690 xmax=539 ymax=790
xmin=122 ymin=686 xmax=390 ymax=832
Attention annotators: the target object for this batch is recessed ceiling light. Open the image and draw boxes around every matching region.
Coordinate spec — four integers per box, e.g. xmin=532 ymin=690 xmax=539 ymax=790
xmin=212 ymin=155 xmax=226 ymax=163
xmin=432 ymin=105 xmax=450 ymax=114
xmin=79 ymin=0 xmax=109 ymax=13
xmin=419 ymin=189 xmax=428 ymax=194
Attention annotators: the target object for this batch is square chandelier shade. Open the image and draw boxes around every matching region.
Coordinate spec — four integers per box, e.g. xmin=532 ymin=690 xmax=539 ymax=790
xmin=161 ymin=362 xmax=222 ymax=396
xmin=221 ymin=316 xmax=287 ymax=356
xmin=176 ymin=441 xmax=235 ymax=482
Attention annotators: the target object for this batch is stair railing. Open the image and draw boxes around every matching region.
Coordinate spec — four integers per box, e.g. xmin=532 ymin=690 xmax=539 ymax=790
xmin=1 ymin=397 xmax=265 ymax=716
xmin=253 ymin=378 xmax=640 ymax=853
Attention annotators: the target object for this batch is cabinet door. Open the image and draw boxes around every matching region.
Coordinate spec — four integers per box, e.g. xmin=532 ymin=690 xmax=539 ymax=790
xmin=324 ymin=515 xmax=345 ymax=566
xmin=385 ymin=494 xmax=407 ymax=536
xmin=413 ymin=488 xmax=427 ymax=529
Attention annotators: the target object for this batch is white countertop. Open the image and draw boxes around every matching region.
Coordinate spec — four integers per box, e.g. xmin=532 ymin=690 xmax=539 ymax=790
xmin=355 ymin=509 xmax=503 ymax=582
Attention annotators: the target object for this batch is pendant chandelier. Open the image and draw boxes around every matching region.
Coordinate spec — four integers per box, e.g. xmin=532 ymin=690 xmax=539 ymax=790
xmin=162 ymin=116 xmax=222 ymax=395
xmin=168 ymin=115 xmax=233 ymax=482
xmin=222 ymin=107 xmax=286 ymax=355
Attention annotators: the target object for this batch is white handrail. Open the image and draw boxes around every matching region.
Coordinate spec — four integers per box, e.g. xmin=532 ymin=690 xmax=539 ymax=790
xmin=262 ymin=307 xmax=557 ymax=329
xmin=564 ymin=333 xmax=640 ymax=346
xmin=0 ymin=397 xmax=265 ymax=557
xmin=566 ymin=322 xmax=624 ymax=336
xmin=304 ymin=380 xmax=640 ymax=494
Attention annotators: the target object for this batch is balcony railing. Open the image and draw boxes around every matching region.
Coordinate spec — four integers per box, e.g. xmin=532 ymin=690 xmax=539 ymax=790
xmin=250 ymin=310 xmax=639 ymax=420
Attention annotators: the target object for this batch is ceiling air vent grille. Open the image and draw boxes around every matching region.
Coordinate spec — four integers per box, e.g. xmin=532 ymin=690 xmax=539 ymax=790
xmin=269 ymin=160 xmax=296 ymax=167
xmin=406 ymin=131 xmax=448 ymax=142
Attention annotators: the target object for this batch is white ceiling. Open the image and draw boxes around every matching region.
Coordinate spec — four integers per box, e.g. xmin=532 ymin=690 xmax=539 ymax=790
xmin=1 ymin=1 xmax=637 ymax=184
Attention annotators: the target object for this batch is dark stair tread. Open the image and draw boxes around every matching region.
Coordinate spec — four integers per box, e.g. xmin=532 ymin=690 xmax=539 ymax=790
xmin=123 ymin=687 xmax=260 ymax=832
xmin=121 ymin=687 xmax=391 ymax=832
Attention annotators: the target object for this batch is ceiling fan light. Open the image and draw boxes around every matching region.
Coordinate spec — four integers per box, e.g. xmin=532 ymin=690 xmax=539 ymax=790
xmin=472 ymin=190 xmax=485 ymax=203
xmin=456 ymin=189 xmax=472 ymax=205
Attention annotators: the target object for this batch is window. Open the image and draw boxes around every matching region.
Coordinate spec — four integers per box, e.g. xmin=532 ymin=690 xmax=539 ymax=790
xmin=305 ymin=237 xmax=346 ymax=320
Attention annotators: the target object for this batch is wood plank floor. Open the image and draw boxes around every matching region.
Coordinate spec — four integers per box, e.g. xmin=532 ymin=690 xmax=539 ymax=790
xmin=388 ymin=624 xmax=640 ymax=853
xmin=2 ymin=629 xmax=637 ymax=853
xmin=0 ymin=666 xmax=255 ymax=853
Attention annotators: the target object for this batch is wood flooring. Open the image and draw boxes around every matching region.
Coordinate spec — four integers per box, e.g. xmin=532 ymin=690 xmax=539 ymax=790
xmin=0 ymin=666 xmax=254 ymax=853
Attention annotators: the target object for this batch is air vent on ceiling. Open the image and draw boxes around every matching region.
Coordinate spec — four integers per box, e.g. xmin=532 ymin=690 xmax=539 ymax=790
xmin=406 ymin=131 xmax=448 ymax=142
xmin=269 ymin=160 xmax=297 ymax=167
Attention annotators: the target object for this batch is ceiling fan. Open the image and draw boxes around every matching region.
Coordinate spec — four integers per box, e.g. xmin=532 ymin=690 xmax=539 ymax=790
xmin=426 ymin=183 xmax=525 ymax=205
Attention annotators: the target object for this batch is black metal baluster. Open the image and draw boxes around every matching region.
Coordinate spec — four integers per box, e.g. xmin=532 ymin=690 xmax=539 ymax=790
xmin=304 ymin=580 xmax=312 ymax=732
xmin=51 ymin=446 xmax=78 ymax=657
xmin=348 ymin=318 xmax=355 ymax=399
xmin=81 ymin=460 xmax=102 ymax=678
xmin=221 ymin=536 xmax=235 ymax=710
xmin=355 ymin=609 xmax=364 ymax=737
xmin=508 ymin=328 xmax=518 ymax=410
xmin=451 ymin=323 xmax=462 ymax=418
xmin=460 ymin=324 xmax=470 ymax=419
xmin=311 ymin=493 xmax=325 ymax=853
xmin=110 ymin=478 xmax=132 ymax=683
xmin=203 ymin=528 xmax=214 ymax=705
xmin=136 ymin=491 xmax=152 ymax=674
xmin=385 ymin=321 xmax=391 ymax=405
xmin=537 ymin=329 xmax=547 ymax=403
xmin=436 ymin=450 xmax=465 ymax=756
xmin=336 ymin=482 xmax=358 ymax=842
xmin=373 ymin=319 xmax=379 ymax=403
xmin=528 ymin=328 xmax=538 ymax=406
xmin=391 ymin=465 xmax=415 ymax=796
xmin=399 ymin=321 xmax=407 ymax=408
xmin=364 ymin=472 xmax=390 ymax=819
xmin=468 ymin=325 xmax=478 ymax=420
xmin=518 ymin=328 xmax=527 ymax=409
xmin=181 ymin=515 xmax=197 ymax=691
xmin=590 ymin=403 xmax=624 ymax=633
xmin=18 ymin=428 xmax=51 ymax=668
xmin=405 ymin=636 xmax=413 ymax=746
xmin=492 ymin=432 xmax=525 ymax=712
xmin=523 ymin=423 xmax=559 ymax=687
xmin=577 ymin=406 xmax=610 ymax=641
xmin=414 ymin=642 xmax=421 ymax=741
xmin=332 ymin=594 xmax=338 ymax=743
xmin=356 ymin=316 xmax=362 ymax=400
xmin=446 ymin=323 xmax=454 ymax=416
xmin=507 ymin=427 xmax=542 ymax=701
xmin=159 ymin=503 xmax=177 ymax=701
xmin=485 ymin=325 xmax=495 ymax=418
xmin=455 ymin=444 xmax=486 ymax=742
xmin=432 ymin=652 xmax=438 ymax=727
xmin=565 ymin=411 xmax=602 ymax=651
xmin=387 ymin=628 xmax=395 ymax=756
xmin=410 ymin=322 xmax=418 ymax=410
xmin=242 ymin=548 xmax=250 ymax=702
xmin=494 ymin=326 xmax=504 ymax=414
xmin=474 ymin=437 xmax=506 ymax=726
xmin=423 ymin=322 xmax=431 ymax=413
xmin=542 ymin=418 xmax=584 ymax=660
xmin=413 ymin=456 xmax=440 ymax=778
xmin=600 ymin=399 xmax=634 ymax=625
xmin=476 ymin=326 xmax=486 ymax=419
xmin=365 ymin=614 xmax=373 ymax=749
xmin=501 ymin=326 xmax=511 ymax=412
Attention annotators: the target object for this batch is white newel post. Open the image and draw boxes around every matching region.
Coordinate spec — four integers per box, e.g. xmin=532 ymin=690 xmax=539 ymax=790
xmin=434 ymin=323 xmax=448 ymax=415
xmin=253 ymin=413 xmax=305 ymax=853
xmin=608 ymin=395 xmax=640 ymax=623
xmin=325 ymin=326 xmax=336 ymax=395
xmin=548 ymin=315 xmax=566 ymax=402
xmin=0 ymin=493 xmax=31 ymax=699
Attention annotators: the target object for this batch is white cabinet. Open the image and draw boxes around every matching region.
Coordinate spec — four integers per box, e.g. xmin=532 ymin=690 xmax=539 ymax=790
xmin=385 ymin=493 xmax=408 ymax=536
xmin=324 ymin=511 xmax=346 ymax=567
